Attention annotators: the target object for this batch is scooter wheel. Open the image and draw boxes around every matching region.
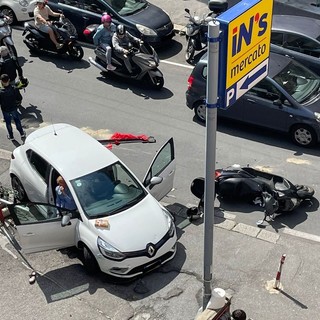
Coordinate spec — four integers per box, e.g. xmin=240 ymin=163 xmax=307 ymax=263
xmin=68 ymin=44 xmax=84 ymax=61
xmin=149 ymin=76 xmax=164 ymax=90
xmin=185 ymin=39 xmax=195 ymax=64
xmin=295 ymin=185 xmax=315 ymax=199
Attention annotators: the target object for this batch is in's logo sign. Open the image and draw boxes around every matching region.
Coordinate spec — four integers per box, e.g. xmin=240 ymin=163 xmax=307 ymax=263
xmin=231 ymin=13 xmax=268 ymax=57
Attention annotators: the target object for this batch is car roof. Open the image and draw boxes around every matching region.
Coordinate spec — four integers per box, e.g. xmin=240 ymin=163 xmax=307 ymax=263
xmin=24 ymin=123 xmax=119 ymax=181
xmin=272 ymin=15 xmax=320 ymax=40
xmin=196 ymin=51 xmax=291 ymax=79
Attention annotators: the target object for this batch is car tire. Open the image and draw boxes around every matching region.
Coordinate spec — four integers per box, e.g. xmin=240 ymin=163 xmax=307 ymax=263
xmin=194 ymin=100 xmax=206 ymax=122
xmin=0 ymin=7 xmax=16 ymax=24
xmin=82 ymin=245 xmax=99 ymax=274
xmin=290 ymin=124 xmax=317 ymax=147
xmin=11 ymin=176 xmax=29 ymax=202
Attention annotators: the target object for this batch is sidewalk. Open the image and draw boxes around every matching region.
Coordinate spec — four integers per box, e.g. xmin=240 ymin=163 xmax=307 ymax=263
xmin=149 ymin=0 xmax=320 ymax=30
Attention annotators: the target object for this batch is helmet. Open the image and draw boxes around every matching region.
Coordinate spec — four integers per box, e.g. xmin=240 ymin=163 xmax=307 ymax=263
xmin=116 ymin=24 xmax=126 ymax=36
xmin=101 ymin=14 xmax=112 ymax=23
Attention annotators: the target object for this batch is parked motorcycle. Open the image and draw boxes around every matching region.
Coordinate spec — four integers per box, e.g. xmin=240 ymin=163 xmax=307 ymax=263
xmin=0 ymin=13 xmax=17 ymax=58
xmin=184 ymin=1 xmax=228 ymax=64
xmin=188 ymin=165 xmax=315 ymax=222
xmin=22 ymin=16 xmax=84 ymax=61
xmin=184 ymin=8 xmax=213 ymax=64
xmin=88 ymin=41 xmax=164 ymax=89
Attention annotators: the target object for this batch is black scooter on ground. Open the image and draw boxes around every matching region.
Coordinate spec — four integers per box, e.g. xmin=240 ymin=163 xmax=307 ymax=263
xmin=22 ymin=16 xmax=84 ymax=61
xmin=188 ymin=165 xmax=315 ymax=223
xmin=88 ymin=41 xmax=164 ymax=89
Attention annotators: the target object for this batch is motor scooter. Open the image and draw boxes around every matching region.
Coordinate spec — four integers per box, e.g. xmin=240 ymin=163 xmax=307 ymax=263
xmin=183 ymin=0 xmax=228 ymax=64
xmin=22 ymin=16 xmax=84 ymax=60
xmin=188 ymin=165 xmax=315 ymax=222
xmin=88 ymin=41 xmax=164 ymax=89
xmin=0 ymin=13 xmax=17 ymax=58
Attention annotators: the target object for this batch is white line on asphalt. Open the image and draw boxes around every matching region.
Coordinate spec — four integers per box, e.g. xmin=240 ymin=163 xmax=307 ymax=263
xmin=161 ymin=60 xmax=194 ymax=69
xmin=283 ymin=228 xmax=320 ymax=243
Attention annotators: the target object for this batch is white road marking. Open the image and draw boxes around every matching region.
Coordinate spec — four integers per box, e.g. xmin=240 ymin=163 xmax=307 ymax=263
xmin=161 ymin=59 xmax=194 ymax=69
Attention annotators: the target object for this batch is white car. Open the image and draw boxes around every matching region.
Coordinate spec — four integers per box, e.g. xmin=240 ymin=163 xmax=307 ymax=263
xmin=8 ymin=123 xmax=177 ymax=278
xmin=0 ymin=0 xmax=34 ymax=24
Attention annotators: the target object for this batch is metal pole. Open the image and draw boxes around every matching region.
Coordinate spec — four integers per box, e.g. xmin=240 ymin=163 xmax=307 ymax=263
xmin=203 ymin=20 xmax=220 ymax=310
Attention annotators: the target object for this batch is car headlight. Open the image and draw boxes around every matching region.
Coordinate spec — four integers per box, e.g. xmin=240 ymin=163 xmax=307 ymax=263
xmin=163 ymin=209 xmax=175 ymax=237
xmin=136 ymin=24 xmax=157 ymax=36
xmin=97 ymin=237 xmax=126 ymax=261
xmin=19 ymin=0 xmax=29 ymax=7
xmin=314 ymin=112 xmax=320 ymax=122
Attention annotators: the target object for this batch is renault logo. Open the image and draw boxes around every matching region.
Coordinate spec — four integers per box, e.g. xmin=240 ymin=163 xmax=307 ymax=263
xmin=146 ymin=243 xmax=156 ymax=257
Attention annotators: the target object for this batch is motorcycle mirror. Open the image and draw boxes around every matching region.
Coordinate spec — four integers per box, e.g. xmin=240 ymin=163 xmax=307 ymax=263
xmin=185 ymin=8 xmax=190 ymax=14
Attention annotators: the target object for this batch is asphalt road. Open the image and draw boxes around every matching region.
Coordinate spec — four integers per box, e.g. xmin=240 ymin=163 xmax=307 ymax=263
xmin=0 ymin=3 xmax=320 ymax=319
xmin=1 ymin=25 xmax=320 ymax=237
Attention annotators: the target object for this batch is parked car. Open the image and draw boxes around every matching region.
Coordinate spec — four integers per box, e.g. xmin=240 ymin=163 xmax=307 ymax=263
xmin=29 ymin=0 xmax=174 ymax=45
xmin=186 ymin=52 xmax=320 ymax=147
xmin=270 ymin=15 xmax=320 ymax=75
xmin=9 ymin=123 xmax=177 ymax=278
xmin=0 ymin=0 xmax=34 ymax=24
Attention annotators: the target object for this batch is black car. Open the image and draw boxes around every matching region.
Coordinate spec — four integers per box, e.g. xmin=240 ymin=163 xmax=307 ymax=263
xmin=186 ymin=52 xmax=320 ymax=147
xmin=271 ymin=15 xmax=320 ymax=75
xmin=29 ymin=0 xmax=174 ymax=45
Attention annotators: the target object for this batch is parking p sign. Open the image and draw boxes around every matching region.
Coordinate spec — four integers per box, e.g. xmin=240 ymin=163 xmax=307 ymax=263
xmin=217 ymin=0 xmax=273 ymax=108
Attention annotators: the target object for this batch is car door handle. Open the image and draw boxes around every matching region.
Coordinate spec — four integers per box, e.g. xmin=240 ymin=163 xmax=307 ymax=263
xmin=22 ymin=233 xmax=35 ymax=237
xmin=246 ymin=99 xmax=256 ymax=103
xmin=83 ymin=16 xmax=89 ymax=20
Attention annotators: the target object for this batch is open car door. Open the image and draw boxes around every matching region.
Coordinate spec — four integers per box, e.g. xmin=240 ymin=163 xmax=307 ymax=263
xmin=7 ymin=203 xmax=80 ymax=254
xmin=142 ymin=138 xmax=175 ymax=201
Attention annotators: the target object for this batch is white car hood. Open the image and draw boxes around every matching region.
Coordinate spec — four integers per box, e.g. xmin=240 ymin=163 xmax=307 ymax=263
xmin=89 ymin=195 xmax=170 ymax=252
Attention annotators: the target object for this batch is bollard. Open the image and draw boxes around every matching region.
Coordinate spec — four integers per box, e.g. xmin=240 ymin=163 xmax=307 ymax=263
xmin=274 ymin=254 xmax=286 ymax=289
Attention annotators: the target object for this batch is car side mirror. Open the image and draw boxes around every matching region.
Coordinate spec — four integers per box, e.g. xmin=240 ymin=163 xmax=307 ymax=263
xmin=273 ymin=99 xmax=283 ymax=107
xmin=149 ymin=176 xmax=163 ymax=190
xmin=61 ymin=213 xmax=72 ymax=227
xmin=185 ymin=8 xmax=190 ymax=14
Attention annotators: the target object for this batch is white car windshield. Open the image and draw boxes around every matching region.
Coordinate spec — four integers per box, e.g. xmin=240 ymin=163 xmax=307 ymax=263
xmin=106 ymin=0 xmax=147 ymax=15
xmin=70 ymin=161 xmax=146 ymax=218
xmin=273 ymin=61 xmax=320 ymax=103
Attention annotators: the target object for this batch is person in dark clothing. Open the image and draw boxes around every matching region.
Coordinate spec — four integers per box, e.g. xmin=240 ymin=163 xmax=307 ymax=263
xmin=0 ymin=74 xmax=26 ymax=140
xmin=0 ymin=46 xmax=26 ymax=85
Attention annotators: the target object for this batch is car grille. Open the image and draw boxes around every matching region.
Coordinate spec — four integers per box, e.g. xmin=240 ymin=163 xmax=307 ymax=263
xmin=126 ymin=247 xmax=176 ymax=276
xmin=122 ymin=228 xmax=175 ymax=259
xmin=156 ymin=22 xmax=174 ymax=37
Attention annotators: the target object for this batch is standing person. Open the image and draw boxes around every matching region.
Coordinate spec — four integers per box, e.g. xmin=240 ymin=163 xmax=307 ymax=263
xmin=55 ymin=176 xmax=77 ymax=210
xmin=93 ymin=14 xmax=116 ymax=71
xmin=0 ymin=46 xmax=27 ymax=86
xmin=112 ymin=24 xmax=141 ymax=74
xmin=34 ymin=0 xmax=64 ymax=49
xmin=0 ymin=74 xmax=25 ymax=140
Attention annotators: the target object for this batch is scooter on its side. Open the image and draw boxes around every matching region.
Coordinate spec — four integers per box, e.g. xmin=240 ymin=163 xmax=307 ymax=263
xmin=188 ymin=165 xmax=315 ymax=222
xmin=22 ymin=16 xmax=84 ymax=60
xmin=88 ymin=41 xmax=164 ymax=89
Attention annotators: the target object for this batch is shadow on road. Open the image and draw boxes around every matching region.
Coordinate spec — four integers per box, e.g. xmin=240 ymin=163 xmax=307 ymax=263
xmin=192 ymin=115 xmax=320 ymax=157
xmin=96 ymin=74 xmax=174 ymax=100
xmin=33 ymin=241 xmax=186 ymax=303
xmin=27 ymin=52 xmax=91 ymax=71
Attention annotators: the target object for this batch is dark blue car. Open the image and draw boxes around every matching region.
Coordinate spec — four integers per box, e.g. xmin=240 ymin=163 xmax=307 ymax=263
xmin=29 ymin=0 xmax=174 ymax=45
